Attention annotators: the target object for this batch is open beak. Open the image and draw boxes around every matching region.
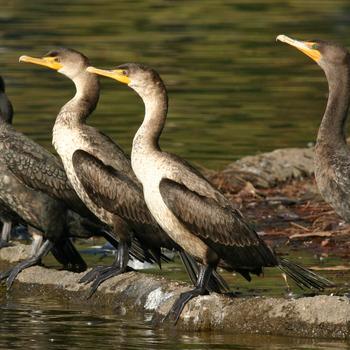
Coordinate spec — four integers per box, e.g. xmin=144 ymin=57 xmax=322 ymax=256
xmin=19 ymin=55 xmax=63 ymax=70
xmin=86 ymin=66 xmax=130 ymax=84
xmin=276 ymin=35 xmax=321 ymax=62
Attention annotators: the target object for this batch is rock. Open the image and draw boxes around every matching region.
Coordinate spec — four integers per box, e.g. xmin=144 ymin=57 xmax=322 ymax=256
xmin=213 ymin=147 xmax=314 ymax=189
xmin=0 ymin=244 xmax=348 ymax=339
xmin=0 ymin=242 xmax=31 ymax=262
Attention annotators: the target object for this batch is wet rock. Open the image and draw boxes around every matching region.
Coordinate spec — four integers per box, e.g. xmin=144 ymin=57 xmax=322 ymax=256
xmin=0 ymin=244 xmax=349 ymax=339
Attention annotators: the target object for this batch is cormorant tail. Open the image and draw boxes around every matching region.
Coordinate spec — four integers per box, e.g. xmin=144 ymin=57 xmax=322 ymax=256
xmin=278 ymin=257 xmax=334 ymax=290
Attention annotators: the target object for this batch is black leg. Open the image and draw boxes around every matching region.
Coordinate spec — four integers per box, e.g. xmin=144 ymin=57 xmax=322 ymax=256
xmin=0 ymin=239 xmax=53 ymax=290
xmin=165 ymin=264 xmax=213 ymax=324
xmin=0 ymin=221 xmax=12 ymax=248
xmin=86 ymin=240 xmax=131 ymax=298
xmin=29 ymin=231 xmax=44 ymax=256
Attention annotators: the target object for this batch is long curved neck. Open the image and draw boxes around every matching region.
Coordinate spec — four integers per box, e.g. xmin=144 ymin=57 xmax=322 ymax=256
xmin=133 ymin=84 xmax=168 ymax=153
xmin=57 ymin=71 xmax=100 ymax=126
xmin=317 ymin=63 xmax=350 ymax=146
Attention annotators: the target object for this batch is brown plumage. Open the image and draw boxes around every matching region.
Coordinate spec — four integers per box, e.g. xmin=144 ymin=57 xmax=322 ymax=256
xmin=88 ymin=62 xmax=334 ymax=322
xmin=20 ymin=48 xmax=228 ymax=296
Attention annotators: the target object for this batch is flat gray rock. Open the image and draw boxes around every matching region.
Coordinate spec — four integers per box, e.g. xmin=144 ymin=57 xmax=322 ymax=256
xmin=0 ymin=244 xmax=347 ymax=339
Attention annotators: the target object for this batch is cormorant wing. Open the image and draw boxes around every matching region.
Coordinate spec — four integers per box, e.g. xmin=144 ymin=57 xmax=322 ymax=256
xmin=72 ymin=149 xmax=154 ymax=225
xmin=159 ymin=177 xmax=278 ymax=268
xmin=159 ymin=177 xmax=261 ymax=247
xmin=2 ymin=129 xmax=76 ymax=200
xmin=164 ymin=152 xmax=228 ymax=204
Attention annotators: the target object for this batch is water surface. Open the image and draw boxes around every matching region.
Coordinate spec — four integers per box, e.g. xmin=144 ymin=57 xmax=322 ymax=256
xmin=1 ymin=1 xmax=350 ymax=348
xmin=0 ymin=292 xmax=349 ymax=350
xmin=1 ymin=0 xmax=350 ymax=169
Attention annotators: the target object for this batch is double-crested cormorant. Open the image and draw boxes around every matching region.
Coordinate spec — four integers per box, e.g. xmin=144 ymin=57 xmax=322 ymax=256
xmin=0 ymin=75 xmax=123 ymax=288
xmin=0 ymin=76 xmax=15 ymax=247
xmin=0 ymin=76 xmax=79 ymax=260
xmin=19 ymin=49 xmax=228 ymax=296
xmin=88 ymin=62 xmax=334 ymax=322
xmin=277 ymin=36 xmax=350 ymax=231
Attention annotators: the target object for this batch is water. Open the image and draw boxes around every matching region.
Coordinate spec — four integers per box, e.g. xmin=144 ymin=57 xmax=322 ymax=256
xmin=0 ymin=247 xmax=349 ymax=349
xmin=2 ymin=0 xmax=350 ymax=169
xmin=0 ymin=293 xmax=348 ymax=350
xmin=1 ymin=0 xmax=350 ymax=348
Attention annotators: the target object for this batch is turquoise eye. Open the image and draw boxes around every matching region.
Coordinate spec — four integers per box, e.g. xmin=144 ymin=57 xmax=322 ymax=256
xmin=311 ymin=43 xmax=319 ymax=50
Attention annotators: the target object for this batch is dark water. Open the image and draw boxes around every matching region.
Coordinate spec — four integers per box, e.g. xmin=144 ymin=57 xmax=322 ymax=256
xmin=1 ymin=0 xmax=350 ymax=348
xmin=0 ymin=292 xmax=348 ymax=350
xmin=0 ymin=247 xmax=349 ymax=350
xmin=2 ymin=0 xmax=350 ymax=169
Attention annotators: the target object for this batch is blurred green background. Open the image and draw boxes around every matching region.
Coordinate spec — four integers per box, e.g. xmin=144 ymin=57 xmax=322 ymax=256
xmin=1 ymin=0 xmax=349 ymax=170
xmin=1 ymin=2 xmax=350 ymax=348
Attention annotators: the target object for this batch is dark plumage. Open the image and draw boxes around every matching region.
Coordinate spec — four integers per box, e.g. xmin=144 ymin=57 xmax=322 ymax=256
xmin=277 ymin=36 xmax=350 ymax=228
xmin=89 ymin=62 xmax=334 ymax=322
xmin=20 ymin=48 xmax=228 ymax=296
xmin=0 ymin=75 xmax=125 ymax=288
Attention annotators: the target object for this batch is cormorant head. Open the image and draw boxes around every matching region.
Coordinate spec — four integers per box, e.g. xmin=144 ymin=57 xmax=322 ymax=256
xmin=277 ymin=34 xmax=350 ymax=73
xmin=19 ymin=48 xmax=91 ymax=80
xmin=86 ymin=63 xmax=165 ymax=98
xmin=0 ymin=76 xmax=13 ymax=124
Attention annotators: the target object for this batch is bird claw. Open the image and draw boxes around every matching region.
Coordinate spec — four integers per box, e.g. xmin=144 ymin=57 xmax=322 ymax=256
xmin=6 ymin=267 xmax=21 ymax=290
xmin=87 ymin=267 xmax=125 ymax=299
xmin=79 ymin=266 xmax=106 ymax=284
xmin=0 ymin=269 xmax=11 ymax=282
xmin=163 ymin=288 xmax=207 ymax=324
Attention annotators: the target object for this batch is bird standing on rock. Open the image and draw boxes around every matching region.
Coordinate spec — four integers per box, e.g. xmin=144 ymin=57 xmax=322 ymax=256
xmin=87 ymin=62 xmax=334 ymax=322
xmin=19 ymin=49 xmax=228 ymax=296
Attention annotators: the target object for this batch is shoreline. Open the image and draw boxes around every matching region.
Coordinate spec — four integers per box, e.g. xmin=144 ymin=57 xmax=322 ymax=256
xmin=0 ymin=243 xmax=348 ymax=338
xmin=1 ymin=146 xmax=349 ymax=338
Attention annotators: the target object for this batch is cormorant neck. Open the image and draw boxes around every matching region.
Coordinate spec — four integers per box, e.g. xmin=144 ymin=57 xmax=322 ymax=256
xmin=58 ymin=70 xmax=100 ymax=125
xmin=317 ymin=63 xmax=350 ymax=146
xmin=0 ymin=91 xmax=13 ymax=125
xmin=133 ymin=83 xmax=168 ymax=152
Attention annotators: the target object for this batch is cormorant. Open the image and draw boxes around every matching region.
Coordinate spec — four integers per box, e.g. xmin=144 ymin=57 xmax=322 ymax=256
xmin=88 ymin=62 xmax=334 ymax=322
xmin=0 ymin=76 xmax=16 ymax=248
xmin=277 ymin=36 xmax=350 ymax=235
xmin=19 ymin=49 xmax=228 ymax=296
xmin=0 ymin=75 xmax=123 ymax=289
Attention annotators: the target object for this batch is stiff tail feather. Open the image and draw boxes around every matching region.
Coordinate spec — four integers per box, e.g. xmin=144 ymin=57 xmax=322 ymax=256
xmin=179 ymin=251 xmax=230 ymax=293
xmin=278 ymin=257 xmax=334 ymax=290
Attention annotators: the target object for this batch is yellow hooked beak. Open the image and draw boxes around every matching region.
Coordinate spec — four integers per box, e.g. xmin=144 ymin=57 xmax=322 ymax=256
xmin=276 ymin=34 xmax=321 ymax=62
xmin=19 ymin=55 xmax=63 ymax=70
xmin=86 ymin=66 xmax=131 ymax=84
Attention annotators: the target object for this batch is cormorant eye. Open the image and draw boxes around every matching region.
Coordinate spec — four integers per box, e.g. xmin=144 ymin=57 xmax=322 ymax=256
xmin=312 ymin=43 xmax=319 ymax=50
xmin=122 ymin=70 xmax=127 ymax=76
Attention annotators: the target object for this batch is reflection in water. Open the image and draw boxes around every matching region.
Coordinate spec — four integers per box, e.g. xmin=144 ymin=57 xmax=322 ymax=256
xmin=1 ymin=0 xmax=350 ymax=169
xmin=0 ymin=293 xmax=348 ymax=350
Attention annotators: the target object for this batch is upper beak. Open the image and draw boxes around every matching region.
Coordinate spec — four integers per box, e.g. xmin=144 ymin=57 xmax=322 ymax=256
xmin=276 ymin=34 xmax=321 ymax=62
xmin=19 ymin=55 xmax=63 ymax=70
xmin=86 ymin=66 xmax=130 ymax=84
